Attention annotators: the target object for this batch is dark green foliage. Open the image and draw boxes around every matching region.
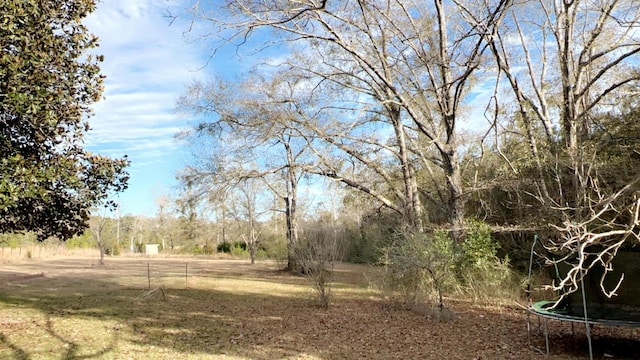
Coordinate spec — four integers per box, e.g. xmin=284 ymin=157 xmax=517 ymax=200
xmin=461 ymin=219 xmax=500 ymax=270
xmin=345 ymin=230 xmax=377 ymax=264
xmin=0 ymin=0 xmax=129 ymax=241
xmin=217 ymin=241 xmax=247 ymax=253
xmin=217 ymin=242 xmax=231 ymax=253
xmin=590 ymin=106 xmax=640 ymax=198
xmin=458 ymin=220 xmax=514 ymax=301
xmin=345 ymin=211 xmax=398 ymax=264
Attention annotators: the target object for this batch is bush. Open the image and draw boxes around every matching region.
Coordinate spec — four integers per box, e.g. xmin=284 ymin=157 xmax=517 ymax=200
xmin=66 ymin=233 xmax=93 ymax=249
xmin=217 ymin=242 xmax=231 ymax=253
xmin=376 ymin=221 xmax=516 ymax=314
xmin=105 ymin=244 xmax=121 ymax=256
xmin=256 ymin=248 xmax=270 ymax=259
xmin=346 ymin=230 xmax=382 ymax=264
xmin=180 ymin=243 xmax=202 ymax=255
xmin=258 ymin=234 xmax=288 ymax=262
xmin=458 ymin=219 xmax=515 ymax=303
xmin=202 ymin=244 xmax=215 ymax=255
xmin=216 ymin=241 xmax=247 ymax=254
xmin=230 ymin=242 xmax=248 ymax=257
xmin=461 ymin=219 xmax=499 ymax=270
xmin=378 ymin=230 xmax=457 ymax=313
xmin=345 ymin=212 xmax=397 ymax=264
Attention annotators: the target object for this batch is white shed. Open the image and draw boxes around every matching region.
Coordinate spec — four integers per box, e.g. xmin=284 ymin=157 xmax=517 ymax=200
xmin=145 ymin=244 xmax=159 ymax=256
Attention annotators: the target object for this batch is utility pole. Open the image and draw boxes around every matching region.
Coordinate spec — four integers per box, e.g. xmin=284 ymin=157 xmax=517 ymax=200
xmin=116 ymin=203 xmax=121 ymax=246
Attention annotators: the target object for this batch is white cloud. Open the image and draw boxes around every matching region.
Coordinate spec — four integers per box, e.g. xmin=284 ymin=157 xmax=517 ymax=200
xmin=83 ymin=0 xmax=204 ymax=214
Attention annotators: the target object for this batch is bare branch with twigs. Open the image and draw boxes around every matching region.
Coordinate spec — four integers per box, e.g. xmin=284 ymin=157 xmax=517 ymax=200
xmin=544 ymin=176 xmax=640 ymax=303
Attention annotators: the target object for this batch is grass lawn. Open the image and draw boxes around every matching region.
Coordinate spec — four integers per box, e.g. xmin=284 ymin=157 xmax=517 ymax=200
xmin=0 ymin=256 xmax=638 ymax=359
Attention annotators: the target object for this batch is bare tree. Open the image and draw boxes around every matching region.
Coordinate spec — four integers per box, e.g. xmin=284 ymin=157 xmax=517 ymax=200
xmin=89 ymin=208 xmax=111 ymax=265
xmin=486 ymin=0 xmax=640 ymax=296
xmin=177 ymin=75 xmax=311 ymax=270
xmin=488 ymin=0 xmax=640 ymax=209
xmin=154 ymin=195 xmax=173 ymax=251
xmin=177 ymin=185 xmax=198 ymax=244
xmin=228 ymin=178 xmax=270 ymax=264
xmin=185 ymin=0 xmax=511 ymax=236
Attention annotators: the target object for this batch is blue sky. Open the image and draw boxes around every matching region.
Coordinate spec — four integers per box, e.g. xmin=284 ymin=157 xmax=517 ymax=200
xmin=81 ymin=0 xmax=495 ymax=217
xmin=82 ymin=0 xmax=320 ymax=218
xmin=84 ymin=0 xmax=213 ymax=216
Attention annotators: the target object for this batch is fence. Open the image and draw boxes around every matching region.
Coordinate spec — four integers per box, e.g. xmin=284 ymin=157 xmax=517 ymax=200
xmin=0 ymin=245 xmax=99 ymax=263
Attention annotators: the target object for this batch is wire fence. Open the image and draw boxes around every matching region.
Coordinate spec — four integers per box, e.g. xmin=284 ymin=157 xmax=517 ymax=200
xmin=0 ymin=247 xmax=264 ymax=293
xmin=0 ymin=245 xmax=98 ymax=263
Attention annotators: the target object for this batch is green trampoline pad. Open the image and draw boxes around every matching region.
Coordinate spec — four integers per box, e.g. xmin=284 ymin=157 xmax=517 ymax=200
xmin=530 ymin=300 xmax=640 ymax=328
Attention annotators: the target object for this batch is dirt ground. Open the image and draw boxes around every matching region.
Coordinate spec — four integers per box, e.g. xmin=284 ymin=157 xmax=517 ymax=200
xmin=0 ymin=255 xmax=639 ymax=359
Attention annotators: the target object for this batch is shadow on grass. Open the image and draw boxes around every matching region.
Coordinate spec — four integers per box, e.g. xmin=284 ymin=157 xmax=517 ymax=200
xmin=4 ymin=259 xmax=636 ymax=359
xmin=43 ymin=315 xmax=119 ymax=360
xmin=0 ymin=269 xmax=377 ymax=359
xmin=0 ymin=333 xmax=28 ymax=360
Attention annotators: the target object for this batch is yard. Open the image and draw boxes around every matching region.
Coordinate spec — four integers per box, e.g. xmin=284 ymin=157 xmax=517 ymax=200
xmin=0 ymin=256 xmax=638 ymax=359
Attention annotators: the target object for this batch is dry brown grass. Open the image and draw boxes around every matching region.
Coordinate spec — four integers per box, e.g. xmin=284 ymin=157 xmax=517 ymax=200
xmin=0 ymin=256 xmax=638 ymax=359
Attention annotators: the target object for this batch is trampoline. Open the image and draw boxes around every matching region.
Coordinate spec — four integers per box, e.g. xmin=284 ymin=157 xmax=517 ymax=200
xmin=530 ymin=300 xmax=640 ymax=328
xmin=526 ymin=236 xmax=640 ymax=359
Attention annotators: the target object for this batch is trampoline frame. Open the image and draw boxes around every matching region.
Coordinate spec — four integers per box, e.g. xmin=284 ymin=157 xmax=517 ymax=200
xmin=526 ymin=235 xmax=640 ymax=359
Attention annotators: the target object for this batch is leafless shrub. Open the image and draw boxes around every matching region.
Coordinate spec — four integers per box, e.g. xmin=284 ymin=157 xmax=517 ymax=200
xmin=295 ymin=226 xmax=342 ymax=309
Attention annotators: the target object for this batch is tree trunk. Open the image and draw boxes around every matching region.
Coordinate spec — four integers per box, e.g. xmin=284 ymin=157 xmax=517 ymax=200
xmin=284 ymin=195 xmax=301 ymax=272
xmin=249 ymin=244 xmax=256 ymax=264
xmin=249 ymin=215 xmax=256 ymax=265
xmin=98 ymin=238 xmax=105 ymax=265
xmin=389 ymin=103 xmax=423 ymax=231
xmin=436 ymin=0 xmax=466 ymax=240
xmin=443 ymin=146 xmax=465 ymax=240
xmin=284 ymin=139 xmax=302 ymax=272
